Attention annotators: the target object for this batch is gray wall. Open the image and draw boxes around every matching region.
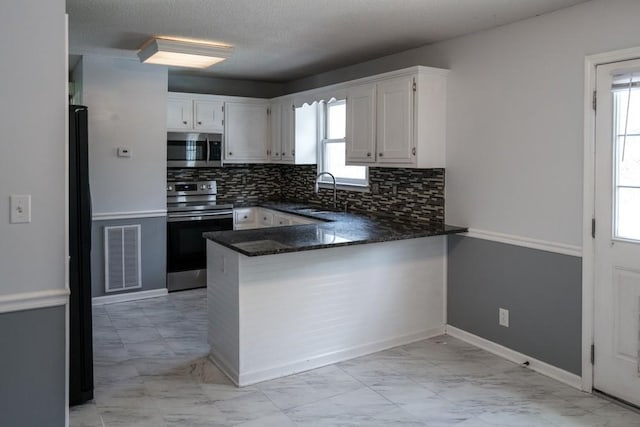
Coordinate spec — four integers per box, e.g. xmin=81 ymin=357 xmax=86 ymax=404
xmin=91 ymin=217 xmax=167 ymax=298
xmin=447 ymin=235 xmax=582 ymax=375
xmin=0 ymin=306 xmax=66 ymax=426
xmin=169 ymin=74 xmax=285 ymax=98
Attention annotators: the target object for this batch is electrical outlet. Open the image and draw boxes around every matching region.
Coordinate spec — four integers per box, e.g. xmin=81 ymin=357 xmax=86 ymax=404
xmin=499 ymin=308 xmax=509 ymax=327
xmin=371 ymin=183 xmax=379 ymax=194
xmin=241 ymin=176 xmax=247 ymax=185
xmin=392 ymin=185 xmax=398 ymax=195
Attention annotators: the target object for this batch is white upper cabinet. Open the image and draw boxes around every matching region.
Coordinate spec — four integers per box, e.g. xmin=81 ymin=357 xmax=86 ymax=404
xmin=167 ymin=93 xmax=223 ymax=133
xmin=269 ymin=101 xmax=283 ymax=161
xmin=194 ymin=99 xmax=224 ymax=132
xmin=167 ymin=66 xmax=446 ymax=168
xmin=269 ymin=98 xmax=316 ymax=165
xmin=224 ymin=101 xmax=270 ymax=163
xmin=346 ymin=83 xmax=376 ymax=163
xmin=345 ymin=66 xmax=448 ymax=168
xmin=167 ymin=96 xmax=193 ymax=130
xmin=376 ymin=76 xmax=414 ymax=164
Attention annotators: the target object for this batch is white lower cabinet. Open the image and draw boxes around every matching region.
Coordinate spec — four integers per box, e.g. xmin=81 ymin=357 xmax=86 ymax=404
xmin=233 ymin=207 xmax=319 ymax=230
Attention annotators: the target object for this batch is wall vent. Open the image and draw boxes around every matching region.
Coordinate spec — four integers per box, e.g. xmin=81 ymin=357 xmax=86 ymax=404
xmin=104 ymin=224 xmax=142 ymax=293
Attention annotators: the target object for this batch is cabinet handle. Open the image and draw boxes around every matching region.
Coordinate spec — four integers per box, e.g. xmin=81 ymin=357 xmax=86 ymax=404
xmin=367 ymin=152 xmax=371 ymax=157
xmin=183 ymin=121 xmax=188 ymax=125
xmin=379 ymin=153 xmax=383 ymax=157
xmin=198 ymin=121 xmax=202 ymax=125
xmin=275 ymin=152 xmax=279 ymax=156
xmin=412 ymin=147 xmax=416 ymax=156
xmin=292 ymin=150 xmax=295 ymax=156
xmin=228 ymin=152 xmax=233 ymax=156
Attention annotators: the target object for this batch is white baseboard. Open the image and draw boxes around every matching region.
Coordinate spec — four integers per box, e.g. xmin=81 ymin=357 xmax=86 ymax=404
xmin=225 ymin=327 xmax=445 ymax=387
xmin=0 ymin=288 xmax=69 ymax=314
xmin=446 ymin=325 xmax=583 ymax=390
xmin=92 ymin=288 xmax=168 ymax=305
xmin=208 ymin=348 xmax=240 ymax=387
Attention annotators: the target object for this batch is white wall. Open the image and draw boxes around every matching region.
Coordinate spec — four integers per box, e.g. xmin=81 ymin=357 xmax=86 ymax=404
xmin=286 ymin=0 xmax=640 ymax=247
xmin=81 ymin=56 xmax=168 ymax=214
xmin=437 ymin=0 xmax=640 ymax=247
xmin=0 ymin=1 xmax=66 ymax=296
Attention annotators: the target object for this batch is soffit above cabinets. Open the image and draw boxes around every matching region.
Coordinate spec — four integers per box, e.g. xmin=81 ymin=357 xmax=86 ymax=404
xmin=67 ymin=0 xmax=590 ymax=82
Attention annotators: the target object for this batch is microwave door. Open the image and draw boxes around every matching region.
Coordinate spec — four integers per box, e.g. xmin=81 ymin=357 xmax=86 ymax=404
xmin=208 ymin=138 xmax=223 ymax=167
xmin=167 ymin=133 xmax=209 ymax=167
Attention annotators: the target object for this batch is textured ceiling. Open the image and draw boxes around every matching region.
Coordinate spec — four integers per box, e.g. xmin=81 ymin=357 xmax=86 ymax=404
xmin=66 ymin=0 xmax=590 ymax=82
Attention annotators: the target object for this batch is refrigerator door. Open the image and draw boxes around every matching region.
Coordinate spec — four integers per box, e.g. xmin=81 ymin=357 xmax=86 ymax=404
xmin=69 ymin=105 xmax=94 ymax=406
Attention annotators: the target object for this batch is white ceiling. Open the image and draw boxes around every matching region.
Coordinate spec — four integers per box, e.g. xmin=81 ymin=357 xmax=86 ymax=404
xmin=67 ymin=0 xmax=590 ymax=82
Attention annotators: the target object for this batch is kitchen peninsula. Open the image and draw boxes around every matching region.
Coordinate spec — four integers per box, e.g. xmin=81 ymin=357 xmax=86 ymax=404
xmin=204 ymin=204 xmax=466 ymax=386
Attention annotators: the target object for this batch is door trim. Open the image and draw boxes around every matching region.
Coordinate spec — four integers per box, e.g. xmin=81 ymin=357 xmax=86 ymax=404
xmin=582 ymin=46 xmax=640 ymax=393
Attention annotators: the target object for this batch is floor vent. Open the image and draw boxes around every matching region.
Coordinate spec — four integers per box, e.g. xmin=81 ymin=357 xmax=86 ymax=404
xmin=104 ymin=224 xmax=142 ymax=293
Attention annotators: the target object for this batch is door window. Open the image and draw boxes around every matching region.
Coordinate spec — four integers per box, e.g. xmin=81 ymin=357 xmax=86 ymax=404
xmin=613 ymin=72 xmax=640 ymax=241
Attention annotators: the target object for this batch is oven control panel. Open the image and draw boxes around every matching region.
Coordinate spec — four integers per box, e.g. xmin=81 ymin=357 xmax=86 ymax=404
xmin=167 ymin=181 xmax=217 ymax=196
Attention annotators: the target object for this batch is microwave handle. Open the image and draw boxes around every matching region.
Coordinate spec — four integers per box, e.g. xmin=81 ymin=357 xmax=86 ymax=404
xmin=206 ymin=135 xmax=211 ymax=163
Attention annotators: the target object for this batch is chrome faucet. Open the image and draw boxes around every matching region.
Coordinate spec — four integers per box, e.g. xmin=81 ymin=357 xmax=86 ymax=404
xmin=315 ymin=172 xmax=337 ymax=209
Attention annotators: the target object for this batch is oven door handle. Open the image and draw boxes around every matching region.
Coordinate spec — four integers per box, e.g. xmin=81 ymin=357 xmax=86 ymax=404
xmin=167 ymin=211 xmax=233 ymax=222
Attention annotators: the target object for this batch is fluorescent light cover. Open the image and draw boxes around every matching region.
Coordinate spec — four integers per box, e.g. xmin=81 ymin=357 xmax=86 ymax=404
xmin=138 ymin=37 xmax=233 ymax=69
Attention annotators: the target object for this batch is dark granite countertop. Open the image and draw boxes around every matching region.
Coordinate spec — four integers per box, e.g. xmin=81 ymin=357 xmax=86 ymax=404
xmin=203 ymin=202 xmax=467 ymax=257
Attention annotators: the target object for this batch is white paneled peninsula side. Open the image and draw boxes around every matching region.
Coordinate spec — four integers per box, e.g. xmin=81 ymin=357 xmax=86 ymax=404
xmin=204 ymin=206 xmax=466 ymax=386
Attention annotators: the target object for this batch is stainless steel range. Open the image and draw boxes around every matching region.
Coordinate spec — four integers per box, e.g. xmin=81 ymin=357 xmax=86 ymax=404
xmin=166 ymin=181 xmax=233 ymax=292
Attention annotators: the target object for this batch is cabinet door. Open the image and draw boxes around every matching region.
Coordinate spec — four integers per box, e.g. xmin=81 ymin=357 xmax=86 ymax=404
xmin=376 ymin=76 xmax=414 ymax=164
xmin=167 ymin=97 xmax=193 ymax=130
xmin=224 ymin=102 xmax=269 ymax=162
xmin=281 ymin=104 xmax=295 ymax=162
xmin=269 ymin=102 xmax=283 ymax=161
xmin=234 ymin=208 xmax=256 ymax=230
xmin=259 ymin=210 xmax=274 ymax=227
xmin=194 ymin=100 xmax=224 ymax=132
xmin=274 ymin=215 xmax=292 ymax=226
xmin=346 ymin=83 xmax=376 ymax=164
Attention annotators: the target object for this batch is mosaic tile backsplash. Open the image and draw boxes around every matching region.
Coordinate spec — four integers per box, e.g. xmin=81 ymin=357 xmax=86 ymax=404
xmin=168 ymin=164 xmax=444 ymax=223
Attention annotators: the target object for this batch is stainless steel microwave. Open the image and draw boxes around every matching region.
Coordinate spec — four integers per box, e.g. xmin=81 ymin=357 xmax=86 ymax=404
xmin=167 ymin=132 xmax=223 ymax=168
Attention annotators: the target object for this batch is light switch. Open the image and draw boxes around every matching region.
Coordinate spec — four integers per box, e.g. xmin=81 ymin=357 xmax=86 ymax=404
xmin=10 ymin=194 xmax=31 ymax=224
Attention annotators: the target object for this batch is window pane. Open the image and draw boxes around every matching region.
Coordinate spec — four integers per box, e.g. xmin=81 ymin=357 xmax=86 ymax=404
xmin=327 ymin=102 xmax=346 ymax=139
xmin=615 ymin=88 xmax=640 ymax=136
xmin=325 ymin=142 xmax=366 ymax=180
xmin=615 ymin=187 xmax=640 ymax=240
xmin=616 ymin=135 xmax=640 ymax=187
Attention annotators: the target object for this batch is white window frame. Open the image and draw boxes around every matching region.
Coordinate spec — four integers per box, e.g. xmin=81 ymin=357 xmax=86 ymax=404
xmin=317 ymin=99 xmax=369 ymax=189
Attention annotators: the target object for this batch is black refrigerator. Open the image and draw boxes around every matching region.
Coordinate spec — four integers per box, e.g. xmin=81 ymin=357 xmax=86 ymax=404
xmin=69 ymin=105 xmax=94 ymax=406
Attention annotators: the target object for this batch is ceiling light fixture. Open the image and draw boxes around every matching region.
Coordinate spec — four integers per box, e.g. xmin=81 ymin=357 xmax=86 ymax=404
xmin=137 ymin=37 xmax=233 ymax=69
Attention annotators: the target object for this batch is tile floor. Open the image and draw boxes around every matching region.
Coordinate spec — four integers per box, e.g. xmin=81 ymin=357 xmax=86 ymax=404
xmin=70 ymin=289 xmax=640 ymax=426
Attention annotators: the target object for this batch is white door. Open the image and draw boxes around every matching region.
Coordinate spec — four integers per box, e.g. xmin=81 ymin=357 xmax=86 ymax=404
xmin=593 ymin=59 xmax=640 ymax=407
